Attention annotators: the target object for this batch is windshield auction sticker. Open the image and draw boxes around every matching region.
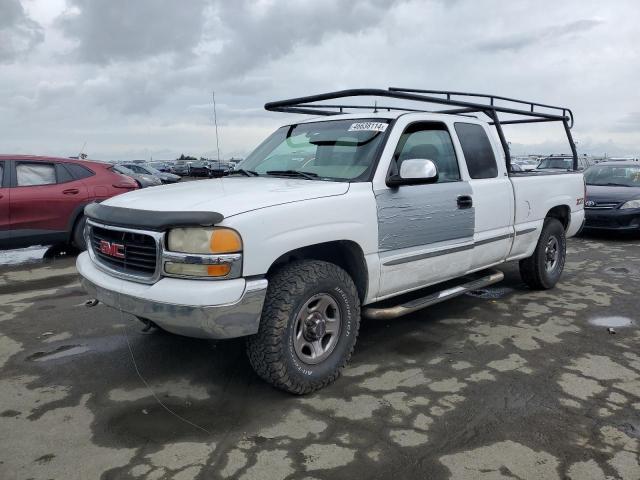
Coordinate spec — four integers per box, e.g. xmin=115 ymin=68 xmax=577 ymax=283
xmin=348 ymin=122 xmax=388 ymax=132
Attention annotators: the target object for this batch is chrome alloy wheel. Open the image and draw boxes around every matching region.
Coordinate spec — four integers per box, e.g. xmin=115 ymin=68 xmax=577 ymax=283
xmin=545 ymin=236 xmax=560 ymax=272
xmin=293 ymin=293 xmax=341 ymax=365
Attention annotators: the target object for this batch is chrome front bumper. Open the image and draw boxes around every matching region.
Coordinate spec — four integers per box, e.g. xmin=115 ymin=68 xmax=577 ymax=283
xmin=80 ymin=273 xmax=268 ymax=340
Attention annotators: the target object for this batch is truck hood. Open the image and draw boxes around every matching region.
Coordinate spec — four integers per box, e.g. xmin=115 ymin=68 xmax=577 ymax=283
xmin=103 ymin=176 xmax=350 ymax=218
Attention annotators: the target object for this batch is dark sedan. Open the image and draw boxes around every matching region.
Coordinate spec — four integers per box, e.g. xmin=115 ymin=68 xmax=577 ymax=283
xmin=188 ymin=161 xmax=211 ymax=177
xmin=583 ymin=161 xmax=640 ymax=231
xmin=208 ymin=161 xmax=233 ymax=177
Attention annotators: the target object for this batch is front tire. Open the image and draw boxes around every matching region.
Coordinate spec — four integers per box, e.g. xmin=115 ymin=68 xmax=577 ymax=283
xmin=71 ymin=215 xmax=87 ymax=250
xmin=246 ymin=260 xmax=361 ymax=394
xmin=519 ymin=218 xmax=566 ymax=290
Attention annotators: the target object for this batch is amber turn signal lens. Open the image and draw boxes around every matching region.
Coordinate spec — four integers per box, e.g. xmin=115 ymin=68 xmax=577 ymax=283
xmin=207 ymin=264 xmax=231 ymax=276
xmin=210 ymin=229 xmax=242 ymax=253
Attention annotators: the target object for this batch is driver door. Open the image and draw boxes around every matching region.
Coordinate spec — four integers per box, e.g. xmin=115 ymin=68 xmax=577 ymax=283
xmin=376 ymin=121 xmax=474 ymax=299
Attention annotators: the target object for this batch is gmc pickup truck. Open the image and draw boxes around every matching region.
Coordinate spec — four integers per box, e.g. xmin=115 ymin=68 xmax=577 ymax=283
xmin=77 ymin=88 xmax=585 ymax=394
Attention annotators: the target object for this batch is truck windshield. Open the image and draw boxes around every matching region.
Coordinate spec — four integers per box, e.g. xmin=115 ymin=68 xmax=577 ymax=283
xmin=239 ymin=119 xmax=390 ymax=181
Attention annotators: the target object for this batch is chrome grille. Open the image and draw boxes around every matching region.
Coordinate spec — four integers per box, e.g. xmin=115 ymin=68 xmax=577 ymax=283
xmin=89 ymin=224 xmax=158 ymax=279
xmin=584 ymin=202 xmax=619 ymax=210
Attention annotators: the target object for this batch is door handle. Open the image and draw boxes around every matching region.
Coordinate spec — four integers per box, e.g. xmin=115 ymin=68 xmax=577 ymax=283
xmin=63 ymin=188 xmax=79 ymax=195
xmin=457 ymin=195 xmax=473 ymax=209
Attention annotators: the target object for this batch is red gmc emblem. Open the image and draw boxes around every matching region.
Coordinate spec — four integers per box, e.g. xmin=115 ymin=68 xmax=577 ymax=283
xmin=99 ymin=240 xmax=125 ymax=259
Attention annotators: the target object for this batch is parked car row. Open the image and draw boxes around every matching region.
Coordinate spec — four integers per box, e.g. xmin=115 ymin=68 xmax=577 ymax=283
xmin=111 ymin=164 xmax=162 ymax=188
xmin=0 ymin=154 xmax=241 ymax=252
xmin=0 ymin=155 xmax=138 ymax=251
xmin=120 ymin=163 xmax=181 ymax=183
xmin=511 ymin=154 xmax=595 ymax=172
xmin=2 ymin=146 xmax=637 ymax=256
xmin=181 ymin=160 xmax=235 ymax=178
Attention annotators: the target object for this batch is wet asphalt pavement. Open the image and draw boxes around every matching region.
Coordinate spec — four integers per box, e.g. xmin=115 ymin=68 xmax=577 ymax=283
xmin=0 ymin=234 xmax=639 ymax=479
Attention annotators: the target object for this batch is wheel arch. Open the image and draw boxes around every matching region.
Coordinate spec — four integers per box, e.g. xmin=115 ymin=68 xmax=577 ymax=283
xmin=545 ymin=204 xmax=571 ymax=230
xmin=266 ymin=240 xmax=369 ymax=303
xmin=66 ymin=202 xmax=90 ymax=242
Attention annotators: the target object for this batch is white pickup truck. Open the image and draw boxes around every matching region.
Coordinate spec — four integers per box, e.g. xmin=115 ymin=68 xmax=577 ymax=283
xmin=77 ymin=88 xmax=585 ymax=394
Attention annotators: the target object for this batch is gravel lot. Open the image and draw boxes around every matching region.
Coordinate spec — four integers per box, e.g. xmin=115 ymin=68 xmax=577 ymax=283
xmin=0 ymin=233 xmax=639 ymax=479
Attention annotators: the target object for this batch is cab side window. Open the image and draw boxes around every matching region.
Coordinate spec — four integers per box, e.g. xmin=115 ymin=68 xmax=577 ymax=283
xmin=16 ymin=162 xmax=56 ymax=186
xmin=454 ymin=122 xmax=498 ymax=179
xmin=393 ymin=122 xmax=461 ymax=183
xmin=0 ymin=162 xmax=4 ymax=186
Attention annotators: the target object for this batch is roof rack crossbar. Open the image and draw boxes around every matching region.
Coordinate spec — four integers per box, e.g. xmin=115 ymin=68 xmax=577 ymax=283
xmin=274 ymin=107 xmax=340 ymax=116
xmin=490 ymin=117 xmax=561 ymax=126
xmin=288 ymin=104 xmax=426 ymax=113
xmin=389 ymin=87 xmax=574 ymax=127
xmin=264 ymin=87 xmax=578 ymax=170
xmin=265 ymin=88 xmax=572 ymax=126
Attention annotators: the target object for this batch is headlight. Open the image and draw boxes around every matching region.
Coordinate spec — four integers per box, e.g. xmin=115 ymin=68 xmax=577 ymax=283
xmin=164 ymin=262 xmax=231 ymax=277
xmin=167 ymin=227 xmax=242 ymax=254
xmin=164 ymin=227 xmax=242 ymax=278
xmin=620 ymin=199 xmax=640 ymax=209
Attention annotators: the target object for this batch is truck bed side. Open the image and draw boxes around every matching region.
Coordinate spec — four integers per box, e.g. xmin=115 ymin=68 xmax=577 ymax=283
xmin=507 ymin=172 xmax=585 ymax=261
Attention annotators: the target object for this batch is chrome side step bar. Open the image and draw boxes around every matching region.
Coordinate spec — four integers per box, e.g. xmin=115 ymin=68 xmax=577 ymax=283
xmin=362 ymin=269 xmax=505 ymax=320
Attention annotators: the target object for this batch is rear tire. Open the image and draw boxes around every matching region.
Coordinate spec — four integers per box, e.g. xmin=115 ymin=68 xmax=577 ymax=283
xmin=71 ymin=215 xmax=87 ymax=250
xmin=246 ymin=260 xmax=361 ymax=394
xmin=519 ymin=218 xmax=566 ymax=290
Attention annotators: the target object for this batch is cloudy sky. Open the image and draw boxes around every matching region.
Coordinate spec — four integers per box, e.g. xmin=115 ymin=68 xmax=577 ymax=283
xmin=1 ymin=0 xmax=638 ymax=160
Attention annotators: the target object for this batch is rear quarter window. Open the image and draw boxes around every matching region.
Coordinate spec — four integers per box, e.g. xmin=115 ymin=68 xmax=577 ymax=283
xmin=454 ymin=123 xmax=498 ymax=179
xmin=65 ymin=163 xmax=95 ymax=180
xmin=55 ymin=163 xmax=74 ymax=183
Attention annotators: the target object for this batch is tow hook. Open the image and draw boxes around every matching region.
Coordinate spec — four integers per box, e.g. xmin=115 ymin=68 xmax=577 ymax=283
xmin=137 ymin=317 xmax=159 ymax=333
xmin=84 ymin=298 xmax=99 ymax=307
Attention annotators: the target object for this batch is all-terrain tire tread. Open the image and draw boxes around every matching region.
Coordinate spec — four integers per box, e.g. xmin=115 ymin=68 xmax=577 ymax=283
xmin=246 ymin=260 xmax=360 ymax=394
xmin=519 ymin=217 xmax=565 ymax=290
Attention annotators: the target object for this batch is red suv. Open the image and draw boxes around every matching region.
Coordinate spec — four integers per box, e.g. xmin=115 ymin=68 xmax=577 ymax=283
xmin=0 ymin=155 xmax=138 ymax=251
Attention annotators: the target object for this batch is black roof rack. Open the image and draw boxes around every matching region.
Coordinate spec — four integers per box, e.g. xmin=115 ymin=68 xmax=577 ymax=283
xmin=264 ymin=87 xmax=578 ymax=171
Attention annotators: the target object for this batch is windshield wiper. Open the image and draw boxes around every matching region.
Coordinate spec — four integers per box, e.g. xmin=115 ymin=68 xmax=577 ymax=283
xmin=230 ymin=168 xmax=259 ymax=177
xmin=266 ymin=170 xmax=319 ymax=180
xmin=602 ymin=182 xmax=630 ymax=187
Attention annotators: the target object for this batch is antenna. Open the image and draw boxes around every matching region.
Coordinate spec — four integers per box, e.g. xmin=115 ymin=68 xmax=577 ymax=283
xmin=212 ymin=91 xmax=221 ymax=161
xmin=79 ymin=141 xmax=87 ymax=160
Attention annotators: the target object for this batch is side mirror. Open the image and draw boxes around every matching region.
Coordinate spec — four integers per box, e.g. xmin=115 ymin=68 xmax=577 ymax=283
xmin=387 ymin=158 xmax=438 ymax=186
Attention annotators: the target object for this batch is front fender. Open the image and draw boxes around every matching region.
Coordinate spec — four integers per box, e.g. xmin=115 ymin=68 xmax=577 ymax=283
xmin=224 ymin=184 xmax=379 ymax=278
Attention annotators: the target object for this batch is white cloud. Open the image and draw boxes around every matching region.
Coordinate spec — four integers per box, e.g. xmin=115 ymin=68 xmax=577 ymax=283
xmin=0 ymin=0 xmax=638 ymax=160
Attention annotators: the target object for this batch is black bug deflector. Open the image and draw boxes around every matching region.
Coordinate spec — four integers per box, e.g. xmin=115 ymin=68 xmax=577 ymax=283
xmin=85 ymin=203 xmax=224 ymax=231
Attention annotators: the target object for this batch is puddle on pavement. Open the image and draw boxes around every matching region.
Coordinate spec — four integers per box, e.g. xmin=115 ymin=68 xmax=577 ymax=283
xmin=103 ymin=399 xmax=252 ymax=445
xmin=603 ymin=265 xmax=639 ymax=276
xmin=0 ymin=245 xmax=78 ymax=269
xmin=589 ymin=316 xmax=635 ymax=328
xmin=27 ymin=345 xmax=91 ymax=362
xmin=466 ymin=287 xmax=514 ymax=299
